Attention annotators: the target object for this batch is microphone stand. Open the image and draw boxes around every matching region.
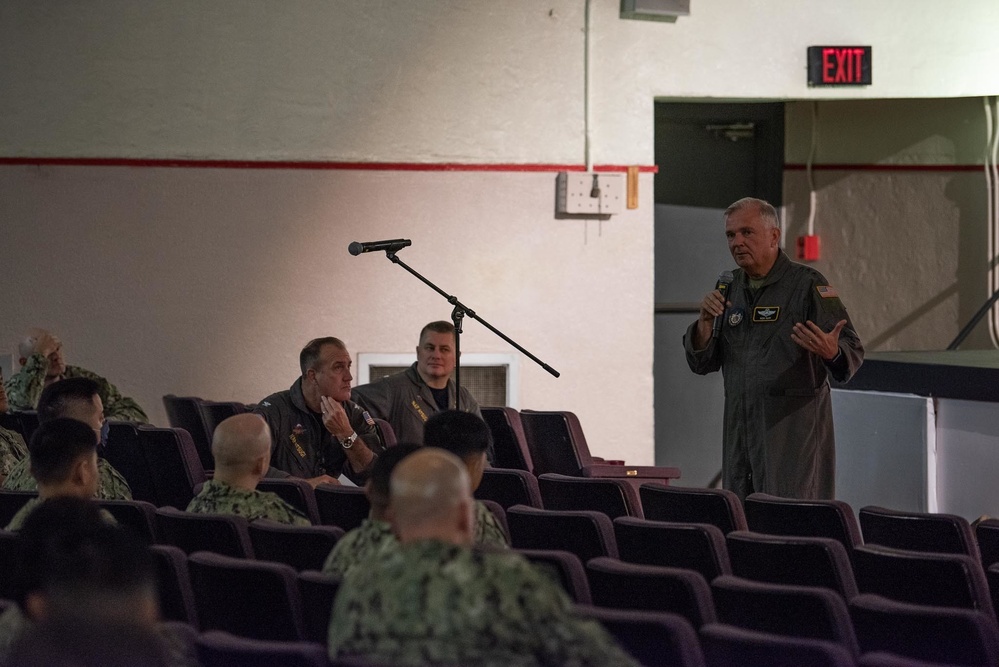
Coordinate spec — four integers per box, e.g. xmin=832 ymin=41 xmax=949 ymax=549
xmin=377 ymin=249 xmax=560 ymax=410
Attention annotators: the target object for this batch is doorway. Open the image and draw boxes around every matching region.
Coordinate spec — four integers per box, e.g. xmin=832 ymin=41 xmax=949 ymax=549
xmin=653 ymin=102 xmax=785 ymax=485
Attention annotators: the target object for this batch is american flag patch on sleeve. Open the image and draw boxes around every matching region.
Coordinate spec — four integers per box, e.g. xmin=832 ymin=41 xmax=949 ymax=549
xmin=816 ymin=285 xmax=839 ymax=298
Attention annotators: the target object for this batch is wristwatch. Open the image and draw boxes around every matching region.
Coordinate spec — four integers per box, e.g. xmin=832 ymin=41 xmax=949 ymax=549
xmin=340 ymin=431 xmax=358 ymax=449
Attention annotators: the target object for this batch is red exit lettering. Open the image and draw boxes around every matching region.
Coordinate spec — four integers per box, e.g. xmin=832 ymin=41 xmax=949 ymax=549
xmin=822 ymin=47 xmax=866 ymax=83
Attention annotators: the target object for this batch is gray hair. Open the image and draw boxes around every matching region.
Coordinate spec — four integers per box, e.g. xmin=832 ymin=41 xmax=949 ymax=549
xmin=724 ymin=197 xmax=779 ymax=229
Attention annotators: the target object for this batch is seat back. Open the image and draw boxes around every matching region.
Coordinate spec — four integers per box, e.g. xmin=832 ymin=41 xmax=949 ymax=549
xmin=314 ymin=484 xmax=370 ymax=531
xmin=700 ymin=623 xmax=856 ymax=667
xmin=198 ymin=401 xmax=246 ymax=452
xmin=640 ymin=484 xmax=747 ymax=534
xmin=849 ymin=593 xmax=999 ymax=666
xmin=538 ymin=473 xmax=643 ymax=519
xmin=475 ymin=467 xmax=543 ymax=509
xmin=188 ymin=552 xmax=305 ymax=641
xmin=0 ymin=411 xmax=39 ymax=445
xmin=137 ymin=426 xmax=208 ymax=509
xmin=248 ymin=520 xmax=344 ymax=571
xmin=859 ymin=505 xmax=977 ymax=556
xmin=162 ymin=395 xmax=213 ymax=471
xmin=480 ymin=406 xmax=534 ymax=472
xmin=586 ymin=557 xmax=716 ymax=628
xmin=298 ymin=570 xmax=341 ymax=644
xmin=256 ymin=478 xmax=320 ymax=525
xmin=852 ymin=544 xmax=994 ymax=620
xmin=711 ymin=575 xmax=859 ymax=657
xmin=744 ymin=493 xmax=862 ymax=552
xmin=105 ymin=421 xmax=158 ymax=504
xmin=155 ymin=507 xmax=253 ymax=558
xmin=576 ymin=605 xmax=707 ymax=667
xmin=0 ymin=530 xmax=20 ymax=601
xmin=519 ymin=409 xmax=590 ymax=475
xmin=197 ymin=630 xmax=328 ymax=667
xmin=516 ymin=549 xmax=591 ymax=604
xmin=372 ymin=418 xmax=397 ymax=447
xmin=614 ymin=516 xmax=731 ymax=582
xmin=98 ymin=499 xmax=158 ymax=543
xmin=0 ymin=491 xmax=37 ymax=528
xmin=976 ymin=519 xmax=999 ymax=570
xmin=150 ymin=544 xmax=198 ymax=626
xmin=506 ymin=505 xmax=618 ymax=562
xmin=725 ymin=531 xmax=858 ymax=599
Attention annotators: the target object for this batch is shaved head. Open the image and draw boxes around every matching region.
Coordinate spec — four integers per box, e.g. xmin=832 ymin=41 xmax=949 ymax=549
xmin=390 ymin=448 xmax=473 ymax=545
xmin=211 ymin=414 xmax=271 ymax=480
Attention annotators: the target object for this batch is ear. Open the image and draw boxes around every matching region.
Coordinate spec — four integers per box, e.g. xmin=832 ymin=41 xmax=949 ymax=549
xmin=251 ymin=453 xmax=268 ymax=477
xmin=18 ymin=357 xmax=27 ymax=367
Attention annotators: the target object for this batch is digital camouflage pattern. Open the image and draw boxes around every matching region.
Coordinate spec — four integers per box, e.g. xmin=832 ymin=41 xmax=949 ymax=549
xmin=328 ymin=540 xmax=639 ymax=666
xmin=186 ymin=479 xmax=311 ymax=526
xmin=474 ymin=499 xmax=509 ymax=549
xmin=4 ymin=354 xmax=149 ymax=423
xmin=3 ymin=457 xmax=132 ymax=501
xmin=0 ymin=428 xmax=28 ymax=481
xmin=322 ymin=518 xmax=397 ymax=578
xmin=5 ymin=498 xmax=117 ymax=532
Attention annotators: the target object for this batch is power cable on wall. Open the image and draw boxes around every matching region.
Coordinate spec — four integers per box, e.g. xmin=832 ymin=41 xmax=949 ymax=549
xmin=988 ymin=97 xmax=999 ymax=347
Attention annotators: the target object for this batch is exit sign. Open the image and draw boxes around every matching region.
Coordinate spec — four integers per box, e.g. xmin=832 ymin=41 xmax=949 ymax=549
xmin=807 ymin=46 xmax=872 ymax=86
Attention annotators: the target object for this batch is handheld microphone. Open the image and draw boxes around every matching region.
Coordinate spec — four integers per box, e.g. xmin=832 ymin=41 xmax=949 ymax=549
xmin=711 ymin=271 xmax=734 ymax=339
xmin=348 ymin=239 xmax=412 ymax=256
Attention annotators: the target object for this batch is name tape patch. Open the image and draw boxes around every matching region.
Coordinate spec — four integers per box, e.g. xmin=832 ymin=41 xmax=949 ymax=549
xmin=752 ymin=306 xmax=781 ymax=322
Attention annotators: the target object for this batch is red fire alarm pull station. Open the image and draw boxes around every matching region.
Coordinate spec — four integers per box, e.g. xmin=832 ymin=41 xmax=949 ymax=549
xmin=807 ymin=46 xmax=872 ymax=86
xmin=797 ymin=235 xmax=821 ymax=261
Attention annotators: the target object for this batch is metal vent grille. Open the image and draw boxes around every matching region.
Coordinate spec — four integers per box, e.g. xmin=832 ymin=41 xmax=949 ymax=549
xmin=368 ymin=365 xmax=508 ymax=407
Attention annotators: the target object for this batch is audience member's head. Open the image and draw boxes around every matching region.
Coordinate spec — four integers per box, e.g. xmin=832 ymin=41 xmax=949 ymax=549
xmin=210 ymin=413 xmax=272 ymax=489
xmin=5 ymin=618 xmax=170 ymax=667
xmin=18 ymin=328 xmax=65 ymax=377
xmin=37 ymin=377 xmax=106 ymax=452
xmin=15 ymin=496 xmax=157 ymax=624
xmin=390 ymin=448 xmax=473 ymax=546
xmin=423 ymin=410 xmax=492 ymax=490
xmin=28 ymin=418 xmax=99 ymax=500
xmin=365 ymin=443 xmax=422 ymax=521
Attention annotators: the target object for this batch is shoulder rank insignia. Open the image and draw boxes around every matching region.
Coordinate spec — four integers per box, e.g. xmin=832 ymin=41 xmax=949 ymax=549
xmin=752 ymin=306 xmax=781 ymax=322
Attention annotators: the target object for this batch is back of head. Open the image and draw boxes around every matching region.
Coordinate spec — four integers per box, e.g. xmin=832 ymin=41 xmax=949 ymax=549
xmin=724 ymin=197 xmax=780 ymax=229
xmin=29 ymin=418 xmax=97 ymax=486
xmin=299 ymin=336 xmax=346 ymax=376
xmin=210 ymin=413 xmax=271 ymax=479
xmin=423 ymin=410 xmax=492 ymax=459
xmin=15 ymin=496 xmax=157 ymax=628
xmin=367 ymin=443 xmax=422 ymax=511
xmin=37 ymin=376 xmax=100 ymax=423
xmin=390 ymin=448 xmax=472 ymax=544
xmin=6 ymin=618 xmax=169 ymax=667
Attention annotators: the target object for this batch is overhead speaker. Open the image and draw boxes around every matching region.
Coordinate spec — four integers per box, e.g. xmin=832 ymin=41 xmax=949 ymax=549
xmin=620 ymin=0 xmax=690 ymax=23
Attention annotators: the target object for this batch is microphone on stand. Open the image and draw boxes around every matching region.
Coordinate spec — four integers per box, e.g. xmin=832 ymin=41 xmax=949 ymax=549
xmin=712 ymin=271 xmax=734 ymax=339
xmin=348 ymin=239 xmax=412 ymax=256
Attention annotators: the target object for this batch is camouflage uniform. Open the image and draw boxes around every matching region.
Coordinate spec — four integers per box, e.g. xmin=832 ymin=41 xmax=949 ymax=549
xmin=4 ymin=353 xmax=149 ymax=423
xmin=0 ymin=428 xmax=28 ymax=482
xmin=475 ymin=499 xmax=509 ymax=549
xmin=3 ymin=457 xmax=132 ymax=501
xmin=186 ymin=479 xmax=311 ymax=526
xmin=5 ymin=498 xmax=117 ymax=532
xmin=322 ymin=518 xmax=396 ymax=578
xmin=328 ymin=540 xmax=639 ymax=666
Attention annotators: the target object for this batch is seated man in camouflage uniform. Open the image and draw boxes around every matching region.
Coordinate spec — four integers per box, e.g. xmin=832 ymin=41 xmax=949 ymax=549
xmin=3 ymin=377 xmax=132 ymax=500
xmin=5 ymin=329 xmax=148 ymax=423
xmin=328 ymin=448 xmax=639 ymax=666
xmin=0 ymin=371 xmax=28 ymax=484
xmin=6 ymin=419 xmax=110 ymax=531
xmin=187 ymin=413 xmax=310 ymax=526
xmin=322 ymin=443 xmax=421 ymax=578
xmin=424 ymin=410 xmax=508 ymax=549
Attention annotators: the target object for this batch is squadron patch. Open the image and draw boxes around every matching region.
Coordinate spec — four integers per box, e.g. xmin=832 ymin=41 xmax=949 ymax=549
xmin=728 ymin=308 xmax=744 ymax=327
xmin=752 ymin=306 xmax=781 ymax=322
xmin=816 ymin=285 xmax=839 ymax=298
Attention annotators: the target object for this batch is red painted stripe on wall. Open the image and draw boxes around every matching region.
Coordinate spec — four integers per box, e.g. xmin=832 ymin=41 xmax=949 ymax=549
xmin=0 ymin=157 xmax=658 ymax=173
xmin=784 ymin=163 xmax=984 ymax=172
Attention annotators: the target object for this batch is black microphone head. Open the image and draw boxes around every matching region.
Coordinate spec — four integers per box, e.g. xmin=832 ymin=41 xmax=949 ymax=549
xmin=348 ymin=242 xmax=364 ymax=256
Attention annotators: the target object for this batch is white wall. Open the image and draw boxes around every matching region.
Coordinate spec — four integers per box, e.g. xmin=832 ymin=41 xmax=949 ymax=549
xmin=2 ymin=0 xmax=999 ymax=466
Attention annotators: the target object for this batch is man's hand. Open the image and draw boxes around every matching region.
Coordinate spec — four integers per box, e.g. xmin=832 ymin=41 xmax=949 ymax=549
xmin=320 ymin=395 xmax=354 ymax=440
xmin=692 ymin=289 xmax=730 ymax=349
xmin=31 ymin=332 xmax=60 ymax=359
xmin=791 ymin=319 xmax=847 ymax=360
xmin=306 ymin=475 xmax=341 ymax=488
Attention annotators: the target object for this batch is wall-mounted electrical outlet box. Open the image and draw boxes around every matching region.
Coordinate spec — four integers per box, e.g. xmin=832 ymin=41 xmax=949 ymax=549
xmin=556 ymin=172 xmax=625 ymax=215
